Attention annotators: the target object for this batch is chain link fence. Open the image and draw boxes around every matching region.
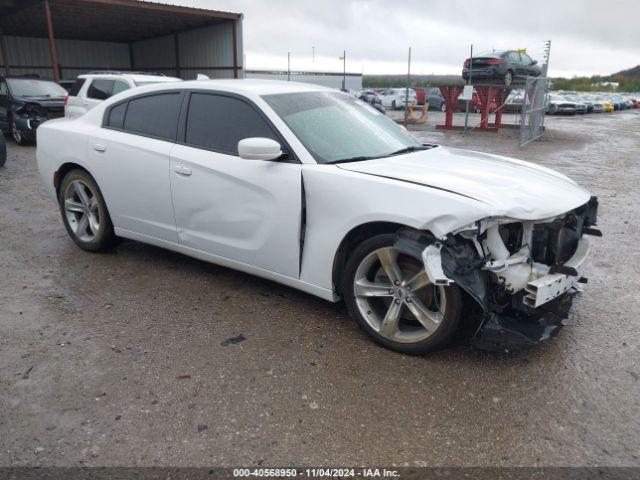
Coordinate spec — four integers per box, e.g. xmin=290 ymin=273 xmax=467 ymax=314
xmin=519 ymin=76 xmax=550 ymax=146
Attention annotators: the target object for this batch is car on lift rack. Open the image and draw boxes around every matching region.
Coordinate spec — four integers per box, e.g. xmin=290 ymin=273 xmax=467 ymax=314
xmin=0 ymin=75 xmax=67 ymax=145
xmin=36 ymin=79 xmax=600 ymax=355
xmin=462 ymin=50 xmax=542 ymax=86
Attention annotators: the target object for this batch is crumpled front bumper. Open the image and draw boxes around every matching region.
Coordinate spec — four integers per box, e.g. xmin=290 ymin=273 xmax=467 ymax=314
xmin=470 ymin=289 xmax=577 ymax=352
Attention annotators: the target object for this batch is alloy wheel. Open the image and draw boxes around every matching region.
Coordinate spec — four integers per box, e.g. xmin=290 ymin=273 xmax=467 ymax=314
xmin=63 ymin=180 xmax=101 ymax=242
xmin=11 ymin=122 xmax=23 ymax=144
xmin=504 ymin=71 xmax=513 ymax=86
xmin=353 ymin=246 xmax=446 ymax=344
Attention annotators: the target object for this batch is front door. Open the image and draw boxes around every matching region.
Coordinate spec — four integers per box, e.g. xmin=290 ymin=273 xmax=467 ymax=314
xmin=169 ymin=92 xmax=302 ymax=278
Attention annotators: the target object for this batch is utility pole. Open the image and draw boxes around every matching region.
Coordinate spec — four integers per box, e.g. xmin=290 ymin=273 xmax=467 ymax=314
xmin=341 ymin=50 xmax=346 ymax=91
xmin=287 ymin=51 xmax=290 ymax=81
xmin=542 ymin=40 xmax=551 ymax=77
xmin=404 ymin=47 xmax=411 ymax=127
xmin=463 ymin=44 xmax=473 ymax=133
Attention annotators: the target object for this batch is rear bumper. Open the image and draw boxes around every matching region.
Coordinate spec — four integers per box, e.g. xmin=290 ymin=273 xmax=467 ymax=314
xmin=462 ymin=68 xmax=504 ymax=79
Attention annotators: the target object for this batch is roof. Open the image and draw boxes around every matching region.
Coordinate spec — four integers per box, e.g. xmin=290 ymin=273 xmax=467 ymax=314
xmin=180 ymin=79 xmax=334 ymax=96
xmin=106 ymin=79 xmax=334 ymax=101
xmin=78 ymin=72 xmax=182 ymax=83
xmin=0 ymin=0 xmax=241 ymax=42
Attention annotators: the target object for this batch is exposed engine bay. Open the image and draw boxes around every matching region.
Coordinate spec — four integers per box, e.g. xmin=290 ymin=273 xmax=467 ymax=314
xmin=395 ymin=196 xmax=601 ymax=351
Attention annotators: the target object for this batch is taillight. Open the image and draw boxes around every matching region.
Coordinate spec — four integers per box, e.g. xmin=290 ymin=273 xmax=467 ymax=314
xmin=486 ymin=58 xmax=502 ymax=65
xmin=64 ymin=93 xmax=69 ymax=106
xmin=464 ymin=60 xmax=470 ymax=68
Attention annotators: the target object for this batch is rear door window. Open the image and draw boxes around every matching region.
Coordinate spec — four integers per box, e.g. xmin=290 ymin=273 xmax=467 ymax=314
xmin=123 ymin=92 xmax=182 ymax=141
xmin=185 ymin=93 xmax=279 ymax=155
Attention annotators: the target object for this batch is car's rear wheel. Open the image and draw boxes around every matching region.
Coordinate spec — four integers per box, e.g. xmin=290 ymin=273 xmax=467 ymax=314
xmin=504 ymin=71 xmax=513 ymax=86
xmin=343 ymin=234 xmax=463 ymax=355
xmin=59 ymin=169 xmax=116 ymax=252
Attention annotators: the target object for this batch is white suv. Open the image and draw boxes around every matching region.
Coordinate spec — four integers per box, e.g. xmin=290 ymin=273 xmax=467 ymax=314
xmin=65 ymin=72 xmax=181 ymax=118
xmin=378 ymin=88 xmax=417 ymax=109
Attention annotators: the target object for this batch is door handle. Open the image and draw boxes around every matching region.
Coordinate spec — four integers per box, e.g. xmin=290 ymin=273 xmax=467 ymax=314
xmin=174 ymin=165 xmax=192 ymax=176
xmin=93 ymin=143 xmax=106 ymax=152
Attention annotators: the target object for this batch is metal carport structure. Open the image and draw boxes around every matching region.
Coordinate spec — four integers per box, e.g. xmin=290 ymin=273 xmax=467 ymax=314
xmin=0 ymin=0 xmax=243 ymax=81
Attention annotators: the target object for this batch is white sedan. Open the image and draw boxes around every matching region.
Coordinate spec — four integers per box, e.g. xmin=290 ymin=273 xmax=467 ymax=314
xmin=37 ymin=80 xmax=600 ymax=354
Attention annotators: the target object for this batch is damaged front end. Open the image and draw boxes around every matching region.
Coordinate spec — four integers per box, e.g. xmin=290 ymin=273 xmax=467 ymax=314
xmin=395 ymin=196 xmax=601 ymax=351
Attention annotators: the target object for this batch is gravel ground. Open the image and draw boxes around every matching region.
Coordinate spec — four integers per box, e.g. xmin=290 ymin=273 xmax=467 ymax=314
xmin=0 ymin=110 xmax=639 ymax=468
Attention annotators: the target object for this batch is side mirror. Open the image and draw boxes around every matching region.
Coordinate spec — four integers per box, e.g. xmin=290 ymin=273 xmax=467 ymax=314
xmin=531 ymin=60 xmax=538 ymax=65
xmin=238 ymin=137 xmax=283 ymax=161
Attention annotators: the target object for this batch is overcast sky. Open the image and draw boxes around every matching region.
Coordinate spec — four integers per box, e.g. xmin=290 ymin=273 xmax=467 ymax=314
xmin=156 ymin=0 xmax=639 ymax=77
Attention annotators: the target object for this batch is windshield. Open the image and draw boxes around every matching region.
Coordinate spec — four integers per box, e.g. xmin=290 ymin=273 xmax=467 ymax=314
xmin=262 ymin=91 xmax=422 ymax=164
xmin=7 ymin=79 xmax=67 ymax=97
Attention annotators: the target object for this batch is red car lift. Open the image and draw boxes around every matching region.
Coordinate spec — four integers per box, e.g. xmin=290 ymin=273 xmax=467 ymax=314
xmin=436 ymin=84 xmax=517 ymax=132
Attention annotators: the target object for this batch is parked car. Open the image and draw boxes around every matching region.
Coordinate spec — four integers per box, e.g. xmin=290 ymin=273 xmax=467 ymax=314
xmin=359 ymin=90 xmax=380 ymax=104
xmin=594 ymin=97 xmax=614 ymax=112
xmin=358 ymin=90 xmax=386 ymax=113
xmin=423 ymin=87 xmax=447 ymax=111
xmin=37 ymin=80 xmax=600 ymax=354
xmin=58 ymin=79 xmax=77 ymax=92
xmin=546 ymin=94 xmax=577 ymax=115
xmin=378 ymin=88 xmax=417 ymax=109
xmin=503 ymin=90 xmax=526 ymax=113
xmin=462 ymin=50 xmax=542 ymax=86
xmin=563 ymin=95 xmax=587 ymax=114
xmin=65 ymin=71 xmax=181 ymax=118
xmin=0 ymin=76 xmax=67 ymax=145
xmin=412 ymin=87 xmax=429 ymax=105
xmin=0 ymin=131 xmax=6 ymax=167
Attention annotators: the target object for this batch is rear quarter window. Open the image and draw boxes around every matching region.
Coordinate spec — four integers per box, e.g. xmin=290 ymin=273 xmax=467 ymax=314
xmin=68 ymin=78 xmax=86 ymax=96
xmin=88 ymin=79 xmax=115 ymax=100
xmin=106 ymin=102 xmax=127 ymax=129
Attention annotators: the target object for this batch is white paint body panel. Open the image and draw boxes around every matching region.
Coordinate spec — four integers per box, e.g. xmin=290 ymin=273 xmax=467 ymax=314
xmin=169 ymin=145 xmax=301 ymax=277
xmin=36 ymin=79 xmax=593 ymax=303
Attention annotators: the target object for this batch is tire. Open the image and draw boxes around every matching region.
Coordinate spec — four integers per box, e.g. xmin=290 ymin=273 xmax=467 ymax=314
xmin=58 ymin=169 xmax=116 ymax=252
xmin=504 ymin=71 xmax=513 ymax=87
xmin=11 ymin=119 xmax=29 ymax=145
xmin=391 ymin=100 xmax=397 ymax=110
xmin=0 ymin=134 xmax=6 ymax=168
xmin=342 ymin=233 xmax=463 ymax=355
xmin=440 ymin=102 xmax=447 ymax=112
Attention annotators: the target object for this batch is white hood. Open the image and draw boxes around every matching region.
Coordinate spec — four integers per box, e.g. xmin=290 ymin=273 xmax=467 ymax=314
xmin=337 ymin=146 xmax=591 ymax=220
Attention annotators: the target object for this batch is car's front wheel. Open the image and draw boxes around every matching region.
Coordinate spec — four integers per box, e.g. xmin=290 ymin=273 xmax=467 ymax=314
xmin=11 ymin=120 xmax=28 ymax=145
xmin=59 ymin=169 xmax=116 ymax=252
xmin=343 ymin=234 xmax=463 ymax=355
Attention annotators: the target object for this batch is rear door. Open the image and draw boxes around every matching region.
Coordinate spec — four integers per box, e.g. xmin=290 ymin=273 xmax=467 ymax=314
xmin=169 ymin=91 xmax=302 ymax=278
xmin=89 ymin=91 xmax=183 ymax=242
